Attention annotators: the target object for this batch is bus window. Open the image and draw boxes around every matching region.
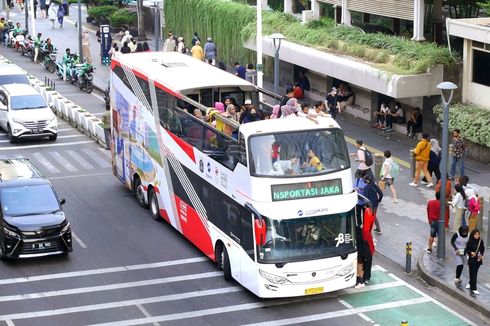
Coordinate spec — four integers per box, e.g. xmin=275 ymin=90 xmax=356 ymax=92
xmin=201 ymin=88 xmax=214 ymax=107
xmin=249 ymin=129 xmax=350 ymax=177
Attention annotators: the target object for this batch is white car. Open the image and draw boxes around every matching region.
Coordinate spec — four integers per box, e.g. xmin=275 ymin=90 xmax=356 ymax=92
xmin=0 ymin=64 xmax=31 ymax=86
xmin=0 ymin=84 xmax=57 ymax=143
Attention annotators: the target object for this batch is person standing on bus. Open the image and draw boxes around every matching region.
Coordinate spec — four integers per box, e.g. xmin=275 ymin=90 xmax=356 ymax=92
xmin=191 ymin=40 xmax=204 ymax=61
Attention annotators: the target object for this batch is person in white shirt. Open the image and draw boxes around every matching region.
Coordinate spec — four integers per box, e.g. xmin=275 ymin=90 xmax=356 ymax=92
xmin=380 ymin=150 xmax=398 ymax=203
xmin=449 ymin=183 xmax=467 ymax=232
xmin=350 ymin=140 xmax=373 ymax=179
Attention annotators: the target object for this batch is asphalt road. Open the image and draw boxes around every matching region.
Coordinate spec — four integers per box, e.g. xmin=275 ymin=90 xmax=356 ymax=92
xmin=0 ymin=15 xmax=488 ymax=326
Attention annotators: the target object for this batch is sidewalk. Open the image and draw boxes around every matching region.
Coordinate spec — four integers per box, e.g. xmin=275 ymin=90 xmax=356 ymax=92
xmin=3 ymin=4 xmax=490 ymax=316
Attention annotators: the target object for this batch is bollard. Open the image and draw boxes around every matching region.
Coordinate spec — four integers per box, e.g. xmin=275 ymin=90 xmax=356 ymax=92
xmin=401 ymin=321 xmax=408 ymax=326
xmin=409 ymin=149 xmax=415 ymax=179
xmin=487 ymin=197 xmax=490 ymax=248
xmin=373 ymin=153 xmax=384 ymax=181
xmin=405 ymin=242 xmax=412 ymax=274
xmin=477 ymin=197 xmax=484 ymax=230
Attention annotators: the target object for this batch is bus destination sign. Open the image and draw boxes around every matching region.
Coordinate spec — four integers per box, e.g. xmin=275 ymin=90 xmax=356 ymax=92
xmin=271 ymin=179 xmax=342 ymax=202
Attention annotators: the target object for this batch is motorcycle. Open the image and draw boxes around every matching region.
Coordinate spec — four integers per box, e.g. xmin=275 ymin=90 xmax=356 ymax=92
xmin=54 ymin=53 xmax=79 ymax=81
xmin=43 ymin=51 xmax=57 ymax=73
xmin=9 ymin=30 xmax=26 ymax=51
xmin=73 ymin=62 xmax=95 ymax=93
xmin=19 ymin=36 xmax=34 ymax=59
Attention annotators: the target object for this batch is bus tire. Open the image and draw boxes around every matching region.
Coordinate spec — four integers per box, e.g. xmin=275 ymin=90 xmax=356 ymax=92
xmin=148 ymin=188 xmax=161 ymax=222
xmin=216 ymin=244 xmax=233 ymax=282
xmin=133 ymin=176 xmax=148 ymax=208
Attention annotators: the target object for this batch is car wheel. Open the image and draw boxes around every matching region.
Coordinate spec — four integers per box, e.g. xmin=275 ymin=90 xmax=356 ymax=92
xmin=7 ymin=125 xmax=17 ymax=144
xmin=148 ymin=188 xmax=161 ymax=221
xmin=0 ymin=242 xmax=6 ymax=260
xmin=47 ymin=62 xmax=55 ymax=73
xmin=133 ymin=176 xmax=148 ymax=208
xmin=48 ymin=134 xmax=57 ymax=141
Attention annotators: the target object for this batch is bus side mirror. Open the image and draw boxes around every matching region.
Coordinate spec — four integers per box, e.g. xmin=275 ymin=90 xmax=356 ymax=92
xmin=254 ymin=219 xmax=266 ymax=246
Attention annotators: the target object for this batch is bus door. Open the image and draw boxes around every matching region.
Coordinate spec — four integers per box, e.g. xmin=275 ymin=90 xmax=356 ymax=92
xmin=241 ymin=203 xmax=265 ymax=294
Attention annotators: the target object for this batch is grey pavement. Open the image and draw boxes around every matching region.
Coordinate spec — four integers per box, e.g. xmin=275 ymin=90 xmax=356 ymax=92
xmin=3 ymin=4 xmax=490 ymax=316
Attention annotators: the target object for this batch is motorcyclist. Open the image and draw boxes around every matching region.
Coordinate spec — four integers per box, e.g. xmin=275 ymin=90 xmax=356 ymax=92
xmin=62 ymin=48 xmax=73 ymax=81
xmin=33 ymin=32 xmax=42 ymax=63
xmin=13 ymin=22 xmax=22 ymax=37
xmin=43 ymin=38 xmax=55 ymax=54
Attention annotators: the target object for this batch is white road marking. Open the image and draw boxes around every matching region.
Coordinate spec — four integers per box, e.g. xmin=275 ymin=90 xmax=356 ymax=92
xmin=65 ymin=150 xmax=95 ymax=169
xmin=0 ymin=287 xmax=242 ymax=321
xmin=338 ymin=299 xmax=373 ymax=323
xmin=0 ymin=134 xmax=84 ymax=143
xmin=71 ymin=232 xmax=87 ymax=249
xmin=0 ymin=271 xmax=222 ymax=302
xmin=388 ymin=273 xmax=478 ymax=326
xmin=89 ymin=297 xmax=432 ymax=326
xmin=81 ymin=148 xmax=111 ymax=168
xmin=370 ymin=265 xmax=387 ymax=272
xmin=341 ymin=280 xmax=404 ymax=294
xmin=5 ymin=320 xmax=15 ymax=326
xmin=49 ymin=172 xmax=113 ymax=180
xmin=136 ymin=305 xmax=160 ymax=326
xmin=47 ymin=151 xmax=78 ymax=172
xmin=0 ymin=257 xmax=208 ymax=285
xmin=0 ymin=140 xmax=94 ymax=151
xmin=31 ymin=152 xmax=60 ymax=174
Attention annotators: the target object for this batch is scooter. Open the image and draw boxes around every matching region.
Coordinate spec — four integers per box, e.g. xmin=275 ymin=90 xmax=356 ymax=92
xmin=43 ymin=50 xmax=58 ymax=73
xmin=72 ymin=62 xmax=94 ymax=93
xmin=54 ymin=53 xmax=79 ymax=81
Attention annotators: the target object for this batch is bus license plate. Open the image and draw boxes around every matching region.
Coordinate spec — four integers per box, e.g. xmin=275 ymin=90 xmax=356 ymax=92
xmin=305 ymin=287 xmax=324 ymax=295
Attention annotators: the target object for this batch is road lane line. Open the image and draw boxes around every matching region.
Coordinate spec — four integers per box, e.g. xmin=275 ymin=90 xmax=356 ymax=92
xmin=0 ymin=272 xmax=222 ymax=302
xmin=136 ymin=305 xmax=160 ymax=326
xmin=5 ymin=320 xmax=15 ymax=326
xmin=341 ymin=280 xmax=404 ymax=294
xmin=31 ymin=152 xmax=61 ymax=174
xmin=0 ymin=257 xmax=208 ymax=285
xmin=88 ymin=297 xmax=432 ymax=326
xmin=0 ymin=287 xmax=243 ymax=321
xmin=47 ymin=151 xmax=78 ymax=172
xmin=65 ymin=150 xmax=95 ymax=169
xmin=0 ymin=141 xmax=94 ymax=151
xmin=338 ymin=299 xmax=373 ymax=323
xmin=388 ymin=273 xmax=478 ymax=326
xmin=49 ymin=172 xmax=113 ymax=180
xmin=0 ymin=135 xmax=84 ymax=143
xmin=81 ymin=148 xmax=111 ymax=168
xmin=71 ymin=232 xmax=88 ymax=249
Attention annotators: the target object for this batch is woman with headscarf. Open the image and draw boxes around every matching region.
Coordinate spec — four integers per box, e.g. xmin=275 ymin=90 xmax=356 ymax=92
xmin=422 ymin=138 xmax=441 ymax=184
xmin=270 ymin=105 xmax=280 ymax=119
xmin=280 ymin=98 xmax=298 ymax=118
xmin=465 ymin=188 xmax=480 ymax=233
xmin=224 ymin=104 xmax=240 ymax=122
xmin=464 ymin=229 xmax=484 ymax=295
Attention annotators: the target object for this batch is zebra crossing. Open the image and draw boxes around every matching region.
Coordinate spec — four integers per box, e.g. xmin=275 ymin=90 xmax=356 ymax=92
xmin=0 ymin=258 xmax=476 ymax=326
xmin=0 ymin=126 xmax=111 ymax=177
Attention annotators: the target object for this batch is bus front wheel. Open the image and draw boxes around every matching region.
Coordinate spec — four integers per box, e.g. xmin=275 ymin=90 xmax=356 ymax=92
xmin=216 ymin=244 xmax=232 ymax=281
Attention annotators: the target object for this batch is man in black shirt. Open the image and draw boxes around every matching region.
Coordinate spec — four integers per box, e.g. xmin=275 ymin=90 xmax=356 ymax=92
xmin=325 ymin=87 xmax=339 ymax=120
xmin=277 ymin=86 xmax=295 ymax=118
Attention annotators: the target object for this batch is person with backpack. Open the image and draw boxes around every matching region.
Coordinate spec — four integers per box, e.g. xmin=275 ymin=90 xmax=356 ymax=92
xmin=409 ymin=132 xmax=434 ymax=187
xmin=363 ymin=175 xmax=384 ymax=233
xmin=380 ymin=150 xmax=399 ymax=203
xmin=350 ymin=139 xmax=374 ymax=179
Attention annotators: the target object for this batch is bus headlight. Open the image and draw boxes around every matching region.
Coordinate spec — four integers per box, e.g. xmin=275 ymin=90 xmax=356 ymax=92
xmin=259 ymin=269 xmax=290 ymax=285
xmin=336 ymin=263 xmax=354 ymax=277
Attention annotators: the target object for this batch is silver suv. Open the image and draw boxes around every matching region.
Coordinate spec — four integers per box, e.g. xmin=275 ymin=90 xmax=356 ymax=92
xmin=0 ymin=84 xmax=58 ymax=143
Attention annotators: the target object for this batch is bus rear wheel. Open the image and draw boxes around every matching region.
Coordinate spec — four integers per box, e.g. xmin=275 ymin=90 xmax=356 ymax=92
xmin=148 ymin=188 xmax=161 ymax=221
xmin=216 ymin=244 xmax=232 ymax=281
xmin=133 ymin=176 xmax=148 ymax=208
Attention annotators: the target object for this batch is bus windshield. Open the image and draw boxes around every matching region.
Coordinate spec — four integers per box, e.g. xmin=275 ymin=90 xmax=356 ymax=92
xmin=249 ymin=129 xmax=350 ymax=177
xmin=258 ymin=209 xmax=355 ymax=264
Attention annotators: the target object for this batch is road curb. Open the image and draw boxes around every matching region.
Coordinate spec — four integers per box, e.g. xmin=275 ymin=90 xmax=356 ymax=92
xmin=416 ymin=251 xmax=490 ymax=319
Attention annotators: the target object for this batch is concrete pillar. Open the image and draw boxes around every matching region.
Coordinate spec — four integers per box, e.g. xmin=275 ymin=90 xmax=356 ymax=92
xmin=311 ymin=0 xmax=321 ymax=19
xmin=261 ymin=0 xmax=268 ymax=9
xmin=461 ymin=39 xmax=471 ymax=104
xmin=341 ymin=0 xmax=351 ymax=26
xmin=412 ymin=0 xmax=425 ymax=41
xmin=284 ymin=0 xmax=293 ymax=14
xmin=302 ymin=10 xmax=315 ymax=24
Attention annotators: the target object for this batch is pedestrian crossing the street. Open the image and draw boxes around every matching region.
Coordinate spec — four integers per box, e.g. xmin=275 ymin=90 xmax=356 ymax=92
xmin=0 ymin=258 xmax=475 ymax=326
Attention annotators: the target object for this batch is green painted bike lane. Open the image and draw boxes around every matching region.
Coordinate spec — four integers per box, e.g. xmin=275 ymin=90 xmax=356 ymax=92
xmin=338 ymin=267 xmax=475 ymax=326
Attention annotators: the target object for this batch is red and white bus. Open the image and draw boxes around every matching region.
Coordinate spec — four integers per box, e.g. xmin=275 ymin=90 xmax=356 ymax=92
xmin=109 ymin=52 xmax=359 ymax=298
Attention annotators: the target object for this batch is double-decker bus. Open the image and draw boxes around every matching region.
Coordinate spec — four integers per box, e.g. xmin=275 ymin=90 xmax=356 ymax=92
xmin=109 ymin=52 xmax=359 ymax=298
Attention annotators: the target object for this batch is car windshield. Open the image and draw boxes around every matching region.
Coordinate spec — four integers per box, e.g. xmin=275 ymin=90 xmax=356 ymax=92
xmin=0 ymin=74 xmax=30 ymax=85
xmin=249 ymin=128 xmax=350 ymax=177
xmin=10 ymin=94 xmax=47 ymax=110
xmin=0 ymin=184 xmax=60 ymax=216
xmin=257 ymin=208 xmax=355 ymax=264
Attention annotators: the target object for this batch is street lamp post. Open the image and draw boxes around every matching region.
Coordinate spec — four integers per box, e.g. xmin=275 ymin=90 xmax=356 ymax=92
xmin=271 ymin=33 xmax=285 ymax=96
xmin=78 ymin=0 xmax=82 ymax=60
xmin=436 ymin=81 xmax=458 ymax=260
xmin=152 ymin=0 xmax=163 ymax=51
xmin=24 ymin=1 xmax=28 ymax=33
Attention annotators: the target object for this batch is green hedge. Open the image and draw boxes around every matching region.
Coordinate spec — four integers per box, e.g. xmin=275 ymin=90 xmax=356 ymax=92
xmin=109 ymin=8 xmax=136 ymax=27
xmin=433 ymin=103 xmax=490 ymax=146
xmin=166 ymin=0 xmax=456 ymax=75
xmin=87 ymin=5 xmax=118 ymax=20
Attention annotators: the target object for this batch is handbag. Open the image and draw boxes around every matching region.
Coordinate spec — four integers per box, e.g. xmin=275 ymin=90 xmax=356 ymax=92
xmin=377 ymin=180 xmax=386 ymax=190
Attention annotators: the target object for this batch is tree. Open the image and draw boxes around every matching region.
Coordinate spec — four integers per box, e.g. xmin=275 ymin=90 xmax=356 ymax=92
xmin=478 ymin=0 xmax=490 ymax=15
xmin=137 ymin=0 xmax=147 ymax=40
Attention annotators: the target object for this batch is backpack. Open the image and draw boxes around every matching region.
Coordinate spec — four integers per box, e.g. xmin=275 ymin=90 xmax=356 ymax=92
xmin=390 ymin=161 xmax=400 ymax=178
xmin=362 ymin=149 xmax=373 ymax=167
